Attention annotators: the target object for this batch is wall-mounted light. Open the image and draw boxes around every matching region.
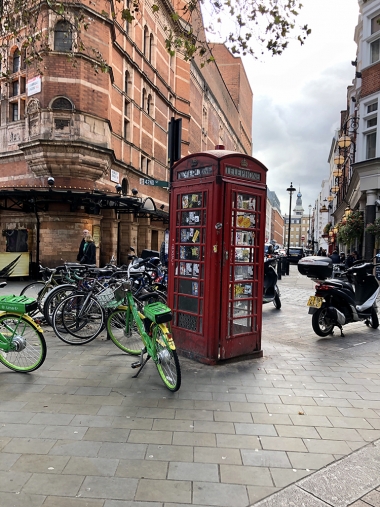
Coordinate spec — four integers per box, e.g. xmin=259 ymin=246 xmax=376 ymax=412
xmin=132 ymin=188 xmax=138 ymax=196
xmin=115 ymin=184 xmax=122 ymax=193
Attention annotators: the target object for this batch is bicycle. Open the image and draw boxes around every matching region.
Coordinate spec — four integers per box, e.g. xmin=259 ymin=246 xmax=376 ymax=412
xmin=106 ymin=280 xmax=181 ymax=392
xmin=0 ymin=282 xmax=46 ymax=372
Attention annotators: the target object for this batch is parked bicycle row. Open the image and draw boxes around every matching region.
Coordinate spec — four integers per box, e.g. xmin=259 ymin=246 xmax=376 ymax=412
xmin=0 ymin=250 xmax=180 ymax=391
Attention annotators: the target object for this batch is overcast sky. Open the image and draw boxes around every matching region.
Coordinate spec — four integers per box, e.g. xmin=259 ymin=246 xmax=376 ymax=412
xmin=244 ymin=0 xmax=360 ymax=215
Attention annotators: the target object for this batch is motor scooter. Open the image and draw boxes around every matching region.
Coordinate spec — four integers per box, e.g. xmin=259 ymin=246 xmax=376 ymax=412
xmin=263 ymin=255 xmax=281 ymax=309
xmin=298 ymin=256 xmax=379 ymax=337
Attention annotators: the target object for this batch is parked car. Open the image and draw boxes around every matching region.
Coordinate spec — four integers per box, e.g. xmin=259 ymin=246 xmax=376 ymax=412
xmin=278 ymin=249 xmax=287 ymax=256
xmin=287 ymin=247 xmax=305 ymax=264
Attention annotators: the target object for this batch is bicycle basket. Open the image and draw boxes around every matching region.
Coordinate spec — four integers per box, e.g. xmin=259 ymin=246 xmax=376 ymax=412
xmin=144 ymin=301 xmax=172 ymax=324
xmin=96 ymin=282 xmax=129 ymax=309
xmin=0 ymin=295 xmax=38 ymax=313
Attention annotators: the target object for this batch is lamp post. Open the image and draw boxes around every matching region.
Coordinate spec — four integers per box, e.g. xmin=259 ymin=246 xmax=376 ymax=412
xmin=286 ymin=182 xmax=296 ymax=257
xmin=308 ymin=204 xmax=312 ymax=248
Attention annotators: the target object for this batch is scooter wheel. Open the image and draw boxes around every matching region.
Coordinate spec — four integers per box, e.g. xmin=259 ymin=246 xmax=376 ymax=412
xmin=369 ymin=307 xmax=379 ymax=329
xmin=312 ymin=307 xmax=334 ymax=337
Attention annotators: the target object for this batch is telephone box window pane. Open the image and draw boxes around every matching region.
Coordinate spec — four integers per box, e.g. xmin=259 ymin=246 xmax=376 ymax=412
xmin=179 ymin=279 xmax=193 ymax=294
xmin=234 ymin=230 xmax=254 ymax=246
xmin=178 ymin=312 xmax=197 ymax=331
xmin=235 ymin=248 xmax=253 ymax=263
xmin=180 ymin=245 xmax=200 ymax=260
xmin=181 ymin=210 xmax=201 ymax=226
xmin=178 ymin=296 xmax=198 ymax=313
xmin=234 ymin=283 xmax=252 ymax=298
xmin=230 ymin=318 xmax=252 ymax=336
xmin=181 ymin=193 xmax=202 ymax=208
xmin=237 ymin=194 xmax=256 ymax=210
xmin=180 ymin=228 xmax=200 ymax=243
xmin=234 ymin=265 xmax=253 ymax=280
xmin=237 ymin=212 xmax=256 ymax=228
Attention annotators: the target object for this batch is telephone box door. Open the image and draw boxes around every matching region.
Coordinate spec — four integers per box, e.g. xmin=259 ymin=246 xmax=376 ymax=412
xmin=219 ymin=184 xmax=266 ymax=360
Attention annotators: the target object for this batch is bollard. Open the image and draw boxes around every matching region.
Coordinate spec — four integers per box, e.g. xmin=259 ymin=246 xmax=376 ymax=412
xmin=277 ymin=257 xmax=282 ymax=280
xmin=281 ymin=257 xmax=286 ymax=275
xmin=285 ymin=258 xmax=290 ymax=275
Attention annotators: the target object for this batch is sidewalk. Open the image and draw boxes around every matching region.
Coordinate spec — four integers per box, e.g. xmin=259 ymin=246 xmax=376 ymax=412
xmin=0 ymin=266 xmax=380 ymax=506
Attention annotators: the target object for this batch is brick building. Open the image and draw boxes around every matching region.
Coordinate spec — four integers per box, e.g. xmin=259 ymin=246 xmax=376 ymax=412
xmin=0 ymin=0 xmax=252 ymax=271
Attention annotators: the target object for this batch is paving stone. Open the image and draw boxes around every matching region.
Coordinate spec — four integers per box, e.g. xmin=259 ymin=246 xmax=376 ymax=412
xmin=3 ymin=437 xmax=55 ymax=454
xmin=252 ymin=413 xmax=292 ymax=425
xmin=194 ymin=446 xmax=242 ymax=465
xmin=83 ymin=427 xmax=129 ymax=442
xmin=270 ymin=467 xmax=312 ymax=488
xmin=230 ymin=402 xmax=268 ymax=413
xmin=0 ymin=424 xmax=45 ymax=439
xmin=172 ymin=431 xmax=216 ymax=447
xmin=289 ymin=415 xmax=333 ymax=427
xmin=112 ymin=417 xmax=154 ymax=430
xmin=0 ymin=491 xmax=45 ymax=507
xmin=168 ymin=461 xmax=219 ymax=482
xmin=259 ymin=436 xmax=307 ymax=452
xmin=328 ymin=417 xmax=374 ymax=429
xmin=234 ymin=423 xmax=276 ymax=436
xmin=193 ymin=481 xmax=249 ymax=507
xmin=275 ymin=425 xmax=320 ymax=439
xmin=303 ymin=438 xmax=353 ymax=455
xmin=220 ymin=464 xmax=273 ymax=486
xmin=63 ymin=456 xmax=119 ymax=476
xmin=146 ymin=444 xmax=193 ymax=462
xmin=287 ymin=451 xmax=335 ymax=470
xmin=194 ymin=421 xmax=235 ymax=434
xmin=360 ymin=488 xmax=380 ymax=506
xmin=0 ymin=411 xmax=34 ymax=424
xmin=216 ymin=434 xmax=261 ymax=449
xmin=316 ymin=427 xmax=363 ymax=441
xmin=10 ymin=454 xmax=69 ymax=474
xmin=174 ymin=409 xmax=214 ymax=421
xmin=247 ymin=485 xmax=280 ymax=505
xmin=265 ymin=404 xmax=303 ymax=415
xmin=213 ymin=411 xmax=253 ymax=423
xmin=135 ymin=478 xmax=191 ymax=503
xmin=128 ymin=429 xmax=172 ymax=444
xmin=22 ymin=472 xmax=84 ymax=496
xmin=116 ymin=458 xmax=168 ymax=479
xmin=241 ymin=449 xmax=291 ymax=468
xmin=78 ymin=475 xmax=138 ymax=500
xmin=40 ymin=426 xmax=88 ymax=440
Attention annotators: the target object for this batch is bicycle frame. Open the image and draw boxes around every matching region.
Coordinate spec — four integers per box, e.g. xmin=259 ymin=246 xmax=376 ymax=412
xmin=121 ymin=291 xmax=175 ymax=362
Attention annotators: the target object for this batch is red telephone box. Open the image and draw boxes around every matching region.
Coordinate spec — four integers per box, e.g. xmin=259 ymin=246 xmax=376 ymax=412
xmin=168 ymin=148 xmax=268 ymax=364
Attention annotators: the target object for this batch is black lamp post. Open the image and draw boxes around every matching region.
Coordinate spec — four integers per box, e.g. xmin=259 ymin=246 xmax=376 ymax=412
xmin=308 ymin=204 xmax=312 ymax=247
xmin=286 ymin=182 xmax=296 ymax=256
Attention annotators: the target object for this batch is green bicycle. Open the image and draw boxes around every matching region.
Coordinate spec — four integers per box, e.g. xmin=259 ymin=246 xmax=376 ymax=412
xmin=105 ymin=281 xmax=181 ymax=392
xmin=0 ymin=283 xmax=46 ymax=372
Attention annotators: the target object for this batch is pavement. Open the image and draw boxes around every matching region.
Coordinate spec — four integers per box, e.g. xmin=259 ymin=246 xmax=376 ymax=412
xmin=1 ymin=266 xmax=380 ymax=506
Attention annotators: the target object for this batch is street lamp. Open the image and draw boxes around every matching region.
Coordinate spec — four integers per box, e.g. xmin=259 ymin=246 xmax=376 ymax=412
xmin=286 ymin=182 xmax=296 ymax=256
xmin=308 ymin=204 xmax=312 ymax=248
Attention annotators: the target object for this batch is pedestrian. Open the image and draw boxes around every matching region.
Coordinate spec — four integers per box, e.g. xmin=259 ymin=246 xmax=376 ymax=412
xmin=339 ymin=252 xmax=346 ymax=264
xmin=80 ymin=234 xmax=96 ymax=265
xmin=346 ymin=252 xmax=354 ymax=268
xmin=321 ymin=249 xmax=327 ymax=256
xmin=317 ymin=247 xmax=323 ymax=256
xmin=77 ymin=229 xmax=89 ymax=262
xmin=329 ymin=250 xmax=340 ymax=264
xmin=353 ymin=250 xmax=361 ymax=260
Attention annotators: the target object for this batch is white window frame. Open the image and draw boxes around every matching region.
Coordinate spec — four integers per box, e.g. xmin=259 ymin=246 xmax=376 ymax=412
xmin=359 ymin=96 xmax=380 ymax=161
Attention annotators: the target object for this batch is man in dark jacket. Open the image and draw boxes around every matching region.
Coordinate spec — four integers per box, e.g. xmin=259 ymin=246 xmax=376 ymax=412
xmin=80 ymin=235 xmax=96 ymax=265
xmin=329 ymin=250 xmax=340 ymax=264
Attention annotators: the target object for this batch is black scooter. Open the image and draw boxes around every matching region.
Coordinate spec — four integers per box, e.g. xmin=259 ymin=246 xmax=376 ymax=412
xmin=263 ymin=255 xmax=281 ymax=309
xmin=298 ymin=256 xmax=379 ymax=337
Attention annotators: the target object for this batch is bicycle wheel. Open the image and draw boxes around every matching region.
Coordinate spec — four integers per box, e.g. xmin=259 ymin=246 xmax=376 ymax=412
xmin=53 ymin=293 xmax=104 ymax=344
xmin=0 ymin=313 xmax=46 ymax=372
xmin=107 ymin=308 xmax=143 ymax=355
xmin=20 ymin=282 xmax=50 ymax=314
xmin=154 ymin=324 xmax=181 ymax=392
xmin=43 ymin=284 xmax=76 ymax=326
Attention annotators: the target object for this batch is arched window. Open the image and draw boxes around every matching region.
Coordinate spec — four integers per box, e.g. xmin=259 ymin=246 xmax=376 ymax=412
xmin=121 ymin=177 xmax=128 ymax=196
xmin=54 ymin=20 xmax=73 ymax=52
xmin=51 ymin=97 xmax=73 ymax=110
xmin=13 ymin=49 xmax=20 ymax=73
xmin=149 ymin=33 xmax=154 ymax=62
xmin=143 ymin=26 xmax=149 ymax=57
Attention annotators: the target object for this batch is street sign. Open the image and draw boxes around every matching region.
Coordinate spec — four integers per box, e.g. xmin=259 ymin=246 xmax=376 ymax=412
xmin=139 ymin=178 xmax=169 ymax=188
xmin=301 ymin=235 xmax=305 ymax=241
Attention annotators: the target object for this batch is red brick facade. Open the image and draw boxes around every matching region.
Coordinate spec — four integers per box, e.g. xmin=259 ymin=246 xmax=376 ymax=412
xmin=0 ymin=0 xmax=252 ymax=268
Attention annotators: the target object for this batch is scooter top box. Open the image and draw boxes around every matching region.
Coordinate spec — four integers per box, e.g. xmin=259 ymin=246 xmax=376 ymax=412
xmin=298 ymin=256 xmax=333 ymax=279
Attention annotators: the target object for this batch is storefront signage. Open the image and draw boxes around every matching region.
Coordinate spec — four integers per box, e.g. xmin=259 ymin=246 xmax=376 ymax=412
xmin=225 ymin=166 xmax=261 ymax=181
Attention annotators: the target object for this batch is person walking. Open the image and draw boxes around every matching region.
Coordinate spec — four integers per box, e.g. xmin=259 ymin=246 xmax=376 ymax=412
xmin=317 ymin=247 xmax=323 ymax=256
xmin=77 ymin=229 xmax=89 ymax=262
xmin=329 ymin=250 xmax=340 ymax=264
xmin=80 ymin=234 xmax=96 ymax=265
